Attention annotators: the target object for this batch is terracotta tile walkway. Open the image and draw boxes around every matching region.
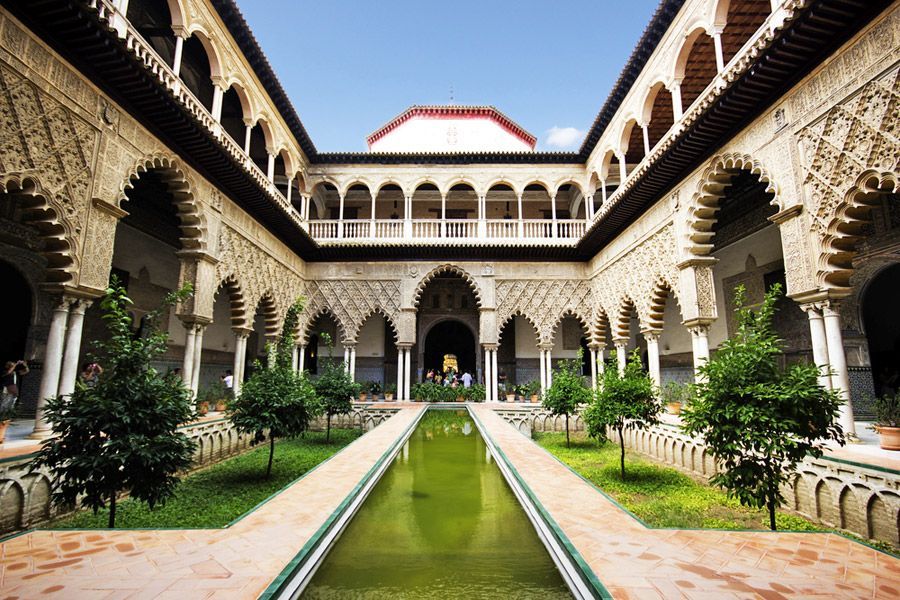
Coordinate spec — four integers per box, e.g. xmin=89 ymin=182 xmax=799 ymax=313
xmin=0 ymin=405 xmax=425 ymax=599
xmin=470 ymin=405 xmax=900 ymax=599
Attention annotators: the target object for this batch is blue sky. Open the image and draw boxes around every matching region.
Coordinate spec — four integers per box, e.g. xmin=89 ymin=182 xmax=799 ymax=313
xmin=238 ymin=1 xmax=661 ymax=152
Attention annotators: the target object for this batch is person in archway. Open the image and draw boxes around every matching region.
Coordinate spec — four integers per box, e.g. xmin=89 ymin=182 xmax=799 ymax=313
xmin=1 ymin=360 xmax=28 ymax=413
xmin=461 ymin=370 xmax=473 ymax=388
xmin=80 ymin=362 xmax=102 ymax=388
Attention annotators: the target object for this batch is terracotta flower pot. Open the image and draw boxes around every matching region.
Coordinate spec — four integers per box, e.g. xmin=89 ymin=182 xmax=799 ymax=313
xmin=506 ymin=393 xmax=516 ymax=403
xmin=197 ymin=401 xmax=209 ymax=416
xmin=359 ymin=393 xmax=367 ymax=402
xmin=0 ymin=419 xmax=9 ymax=444
xmin=876 ymin=425 xmax=900 ymax=451
xmin=214 ymin=401 xmax=227 ymax=412
xmin=667 ymin=402 xmax=682 ymax=416
xmin=530 ymin=394 xmax=539 ymax=403
xmin=385 ymin=393 xmax=394 ymax=402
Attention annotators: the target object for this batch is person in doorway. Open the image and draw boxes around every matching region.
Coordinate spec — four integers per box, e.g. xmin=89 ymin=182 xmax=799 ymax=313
xmin=461 ymin=370 xmax=473 ymax=388
xmin=1 ymin=360 xmax=28 ymax=412
xmin=80 ymin=362 xmax=102 ymax=388
xmin=425 ymin=369 xmax=435 ymax=383
xmin=222 ymin=370 xmax=234 ymax=390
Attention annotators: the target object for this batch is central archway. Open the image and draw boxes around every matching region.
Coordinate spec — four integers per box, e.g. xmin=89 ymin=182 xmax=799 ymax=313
xmin=423 ymin=320 xmax=476 ymax=377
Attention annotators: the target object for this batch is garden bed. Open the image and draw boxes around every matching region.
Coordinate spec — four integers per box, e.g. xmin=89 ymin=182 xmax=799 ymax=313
xmin=534 ymin=431 xmax=898 ymax=555
xmin=49 ymin=429 xmax=362 ymax=529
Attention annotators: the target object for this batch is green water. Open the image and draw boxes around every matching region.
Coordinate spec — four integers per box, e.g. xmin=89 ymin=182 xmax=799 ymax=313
xmin=302 ymin=410 xmax=572 ymax=599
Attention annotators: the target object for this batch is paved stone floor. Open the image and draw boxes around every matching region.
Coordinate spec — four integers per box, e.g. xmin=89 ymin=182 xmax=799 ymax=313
xmin=470 ymin=405 xmax=900 ymax=599
xmin=0 ymin=406 xmax=425 ymax=599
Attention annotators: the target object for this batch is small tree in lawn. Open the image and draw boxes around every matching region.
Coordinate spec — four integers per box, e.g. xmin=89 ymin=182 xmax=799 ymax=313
xmin=230 ymin=298 xmax=315 ymax=478
xmin=32 ymin=280 xmax=195 ymax=528
xmin=681 ymin=284 xmax=844 ymax=531
xmin=542 ymin=353 xmax=592 ymax=447
xmin=312 ymin=332 xmax=361 ymax=442
xmin=584 ymin=350 xmax=661 ymax=479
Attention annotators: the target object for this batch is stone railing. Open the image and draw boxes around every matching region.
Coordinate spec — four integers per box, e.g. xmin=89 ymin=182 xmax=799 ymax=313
xmin=0 ymin=417 xmax=255 ymax=534
xmin=307 ymin=218 xmax=586 ymax=245
xmin=493 ymin=406 xmax=900 ymax=548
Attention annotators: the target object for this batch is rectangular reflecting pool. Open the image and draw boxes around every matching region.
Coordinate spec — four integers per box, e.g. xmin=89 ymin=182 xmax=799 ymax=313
xmin=302 ymin=409 xmax=572 ymax=599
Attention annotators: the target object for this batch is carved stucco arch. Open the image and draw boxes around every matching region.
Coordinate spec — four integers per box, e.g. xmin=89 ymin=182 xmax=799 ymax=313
xmin=215 ymin=274 xmax=249 ymax=330
xmin=357 ymin=306 xmax=400 ymax=344
xmin=485 ymin=177 xmax=522 ymax=198
xmin=412 ymin=264 xmax=484 ymax=309
xmin=340 ymin=178 xmax=374 ymax=198
xmin=300 ymin=305 xmax=350 ymax=346
xmin=0 ymin=173 xmax=78 ymax=285
xmin=302 ymin=279 xmax=402 ymax=346
xmin=119 ymin=153 xmax=208 ymax=252
xmin=686 ymin=152 xmax=780 ymax=256
xmin=590 ymin=308 xmax=612 ymax=347
xmin=548 ymin=309 xmax=591 ymax=346
xmin=250 ymin=291 xmax=281 ymax=340
xmin=646 ymin=277 xmax=680 ymax=331
xmin=498 ymin=310 xmax=540 ymax=345
xmin=443 ymin=177 xmax=479 ymax=197
xmin=613 ymin=295 xmax=641 ymax=340
xmin=818 ymin=170 xmax=899 ymax=291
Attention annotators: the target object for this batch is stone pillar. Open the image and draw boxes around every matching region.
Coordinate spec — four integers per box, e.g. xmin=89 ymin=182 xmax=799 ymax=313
xmin=403 ymin=346 xmax=411 ymax=402
xmin=617 ymin=151 xmax=627 ymax=184
xmin=31 ymin=297 xmax=72 ymax=438
xmin=671 ymin=80 xmax=683 ymax=119
xmin=291 ymin=345 xmax=299 ymax=372
xmin=396 ymin=346 xmax=405 ymax=401
xmin=404 ymin=195 xmax=412 ymax=238
xmin=641 ymin=123 xmax=651 ymax=156
xmin=211 ymin=82 xmax=225 ymax=122
xmin=491 ymin=346 xmax=499 ymax=401
xmin=343 ymin=346 xmax=350 ymax=372
xmin=644 ymin=331 xmax=661 ymax=387
xmin=597 ymin=344 xmax=606 ymax=376
xmin=172 ymin=34 xmax=186 ymax=77
xmin=822 ymin=302 xmax=857 ymax=439
xmin=191 ymin=324 xmax=205 ymax=396
xmin=589 ymin=345 xmax=598 ymax=389
xmin=801 ymin=303 xmax=832 ymax=390
xmin=585 ymin=193 xmax=594 ymax=222
xmin=712 ymin=31 xmax=725 ymax=73
xmin=614 ymin=339 xmax=628 ymax=375
xmin=349 ymin=346 xmax=357 ymax=382
xmin=545 ymin=346 xmax=554 ymax=388
xmin=182 ymin=323 xmax=197 ymax=389
xmin=243 ymin=120 xmax=253 ymax=155
xmin=440 ymin=193 xmax=447 ymax=238
xmin=538 ymin=348 xmax=547 ymax=395
xmin=517 ymin=193 xmax=524 ymax=238
xmin=298 ymin=344 xmax=306 ymax=374
xmin=266 ymin=152 xmax=276 ymax=182
xmin=687 ymin=323 xmax=710 ymax=381
xmin=550 ymin=194 xmax=558 ymax=238
xmin=58 ymin=299 xmax=91 ymax=398
xmin=232 ymin=330 xmax=249 ymax=396
xmin=484 ymin=346 xmax=493 ymax=402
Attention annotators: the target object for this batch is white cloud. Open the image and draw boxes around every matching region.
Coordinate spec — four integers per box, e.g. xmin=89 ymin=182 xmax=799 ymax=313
xmin=545 ymin=126 xmax=584 ymax=149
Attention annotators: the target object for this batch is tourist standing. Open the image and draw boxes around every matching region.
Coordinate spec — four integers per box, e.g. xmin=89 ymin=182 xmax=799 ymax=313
xmin=222 ymin=369 xmax=234 ymax=390
xmin=461 ymin=370 xmax=472 ymax=388
xmin=1 ymin=360 xmax=27 ymax=412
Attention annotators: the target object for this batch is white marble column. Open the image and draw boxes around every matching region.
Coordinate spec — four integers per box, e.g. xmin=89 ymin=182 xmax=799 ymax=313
xmin=641 ymin=123 xmax=651 ymax=156
xmin=550 ymin=194 xmax=558 ymax=238
xmin=343 ymin=346 xmax=350 ymax=372
xmin=31 ymin=297 xmax=72 ymax=438
xmin=232 ymin=331 xmax=248 ymax=396
xmin=822 ymin=302 xmax=857 ymax=439
xmin=171 ymin=34 xmax=185 ymax=77
xmin=688 ymin=324 xmax=710 ymax=381
xmin=491 ymin=347 xmax=499 ymax=402
xmin=801 ymin=303 xmax=832 ymax=390
xmin=712 ymin=31 xmax=725 ymax=73
xmin=403 ymin=347 xmax=411 ymax=402
xmin=484 ymin=346 xmax=493 ymax=402
xmin=671 ymin=80 xmax=683 ymax=120
xmin=291 ymin=345 xmax=299 ymax=372
xmin=396 ymin=347 xmax=405 ymax=401
xmin=211 ymin=83 xmax=225 ymax=122
xmin=349 ymin=346 xmax=357 ymax=382
xmin=191 ymin=324 xmax=206 ymax=396
xmin=298 ymin=344 xmax=306 ymax=374
xmin=58 ymin=299 xmax=90 ymax=398
xmin=644 ymin=331 xmax=661 ymax=387
xmin=589 ymin=346 xmax=598 ymax=389
xmin=614 ymin=339 xmax=628 ymax=375
xmin=538 ymin=349 xmax=547 ymax=395
xmin=545 ymin=347 xmax=554 ymax=388
xmin=597 ymin=344 xmax=606 ymax=375
xmin=182 ymin=323 xmax=197 ymax=388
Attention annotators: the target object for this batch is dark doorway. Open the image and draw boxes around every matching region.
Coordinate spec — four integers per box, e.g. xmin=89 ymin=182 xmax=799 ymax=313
xmin=423 ymin=320 xmax=476 ymax=377
xmin=863 ymin=263 xmax=900 ymax=397
xmin=0 ymin=261 xmax=31 ymax=364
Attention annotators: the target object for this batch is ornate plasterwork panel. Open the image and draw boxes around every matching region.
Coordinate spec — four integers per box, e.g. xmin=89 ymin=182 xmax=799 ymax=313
xmin=216 ymin=225 xmax=301 ymax=328
xmin=798 ymin=67 xmax=900 ymax=289
xmin=495 ymin=279 xmax=594 ymax=345
xmin=301 ymin=279 xmax=402 ymax=344
xmin=0 ymin=64 xmax=98 ymax=276
xmin=591 ymin=224 xmax=682 ymax=334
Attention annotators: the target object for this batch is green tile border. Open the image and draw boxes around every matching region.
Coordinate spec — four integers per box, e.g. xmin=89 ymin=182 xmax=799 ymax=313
xmin=258 ymin=406 xmax=428 ymax=600
xmin=525 ymin=429 xmax=900 ymax=559
xmin=468 ymin=407 xmax=612 ymax=600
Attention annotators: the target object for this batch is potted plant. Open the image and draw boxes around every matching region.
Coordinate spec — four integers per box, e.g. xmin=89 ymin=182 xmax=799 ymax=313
xmin=196 ymin=396 xmax=209 ymax=416
xmin=661 ymin=381 xmax=692 ymax=416
xmin=0 ymin=403 xmax=14 ymax=444
xmin=384 ymin=383 xmax=396 ymax=402
xmin=369 ymin=381 xmax=382 ymax=401
xmin=358 ymin=381 xmax=370 ymax=402
xmin=873 ymin=393 xmax=900 ymax=450
xmin=525 ymin=380 xmax=541 ymax=403
xmin=468 ymin=384 xmax=486 ymax=403
xmin=505 ymin=381 xmax=517 ymax=403
xmin=411 ymin=382 xmax=424 ymax=402
xmin=208 ymin=380 xmax=229 ymax=412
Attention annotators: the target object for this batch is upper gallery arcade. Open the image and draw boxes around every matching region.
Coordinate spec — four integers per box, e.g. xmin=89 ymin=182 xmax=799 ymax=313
xmin=0 ymin=0 xmax=896 ymax=442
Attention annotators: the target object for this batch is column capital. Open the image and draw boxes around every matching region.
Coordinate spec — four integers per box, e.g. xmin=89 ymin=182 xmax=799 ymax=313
xmin=482 ymin=343 xmax=499 ymax=352
xmin=611 ymin=337 xmax=629 ymax=348
xmin=686 ymin=323 xmax=710 ymax=337
xmin=640 ymin=329 xmax=662 ymax=341
xmin=232 ymin=326 xmax=253 ymax=338
xmin=799 ymin=301 xmax=826 ymax=317
xmin=397 ymin=342 xmax=414 ymax=351
xmin=180 ymin=315 xmax=212 ymax=327
xmin=821 ymin=300 xmax=843 ymax=318
xmin=676 ymin=257 xmax=718 ymax=270
xmin=537 ymin=343 xmax=554 ymax=351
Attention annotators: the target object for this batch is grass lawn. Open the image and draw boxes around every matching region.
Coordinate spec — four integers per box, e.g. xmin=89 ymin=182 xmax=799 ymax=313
xmin=535 ymin=431 xmax=897 ymax=554
xmin=49 ymin=428 xmax=362 ymax=529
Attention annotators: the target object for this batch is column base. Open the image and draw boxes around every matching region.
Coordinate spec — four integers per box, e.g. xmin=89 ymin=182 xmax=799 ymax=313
xmin=27 ymin=427 xmax=53 ymax=440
